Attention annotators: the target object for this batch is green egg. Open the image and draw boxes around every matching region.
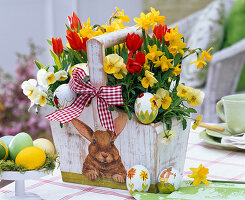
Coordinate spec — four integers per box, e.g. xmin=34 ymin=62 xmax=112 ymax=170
xmin=9 ymin=132 xmax=33 ymax=160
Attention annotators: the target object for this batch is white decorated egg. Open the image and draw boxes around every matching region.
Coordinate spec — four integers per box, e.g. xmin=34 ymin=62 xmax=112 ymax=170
xmin=54 ymin=84 xmax=77 ymax=109
xmin=33 ymin=138 xmax=55 ymax=155
xmin=69 ymin=63 xmax=89 ymax=76
xmin=134 ymin=93 xmax=158 ymax=124
xmin=157 ymin=167 xmax=182 ymax=194
xmin=126 ymin=165 xmax=150 ymax=194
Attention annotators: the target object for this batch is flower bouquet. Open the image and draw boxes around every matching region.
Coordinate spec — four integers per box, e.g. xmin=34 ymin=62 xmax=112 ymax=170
xmin=21 ymin=8 xmax=212 ymax=191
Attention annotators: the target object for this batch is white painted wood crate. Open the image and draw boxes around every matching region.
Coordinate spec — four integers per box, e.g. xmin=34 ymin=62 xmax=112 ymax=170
xmin=50 ymin=26 xmax=191 ymax=192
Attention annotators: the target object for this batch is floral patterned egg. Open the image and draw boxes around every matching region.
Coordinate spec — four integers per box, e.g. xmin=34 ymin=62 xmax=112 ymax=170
xmin=134 ymin=93 xmax=158 ymax=124
xmin=157 ymin=167 xmax=182 ymax=194
xmin=126 ymin=165 xmax=151 ymax=194
xmin=54 ymin=84 xmax=77 ymax=109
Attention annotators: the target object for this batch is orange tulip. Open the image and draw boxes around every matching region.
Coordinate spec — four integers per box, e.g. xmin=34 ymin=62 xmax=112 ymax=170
xmin=153 ymin=24 xmax=170 ymax=44
xmin=68 ymin=12 xmax=82 ymax=32
xmin=66 ymin=30 xmax=88 ymax=53
xmin=52 ymin=37 xmax=63 ymax=57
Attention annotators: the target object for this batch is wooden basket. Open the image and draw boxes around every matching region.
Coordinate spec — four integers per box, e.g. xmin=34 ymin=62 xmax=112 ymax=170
xmin=50 ymin=26 xmax=191 ymax=192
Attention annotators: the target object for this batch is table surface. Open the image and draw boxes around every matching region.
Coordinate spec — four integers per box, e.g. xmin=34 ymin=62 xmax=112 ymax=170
xmin=0 ymin=126 xmax=245 ymax=200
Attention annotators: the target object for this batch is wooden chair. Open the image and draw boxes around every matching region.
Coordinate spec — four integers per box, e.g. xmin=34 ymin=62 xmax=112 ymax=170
xmin=171 ymin=0 xmax=245 ymax=122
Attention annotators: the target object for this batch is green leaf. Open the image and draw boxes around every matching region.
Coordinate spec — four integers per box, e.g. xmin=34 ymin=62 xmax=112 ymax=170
xmin=34 ymin=60 xmax=46 ymax=69
xmin=47 ymin=39 xmax=52 ymax=46
xmin=53 ymin=65 xmax=59 ymax=73
xmin=186 ymin=108 xmax=197 ymax=113
xmin=174 ymin=53 xmax=182 ymax=67
xmin=49 ymin=50 xmax=62 ymax=69
xmin=65 ymin=24 xmax=72 ymax=31
xmin=108 ymin=105 xmax=115 ymax=111
xmin=93 ymin=24 xmax=101 ymax=29
xmin=182 ymin=118 xmax=187 ymax=130
xmin=77 ymin=22 xmax=81 ymax=32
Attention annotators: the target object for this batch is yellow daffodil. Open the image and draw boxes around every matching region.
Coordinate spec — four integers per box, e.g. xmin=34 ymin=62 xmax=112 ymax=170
xmin=202 ymin=47 xmax=213 ymax=61
xmin=141 ymin=70 xmax=158 ymax=88
xmin=159 ymin=130 xmax=176 ymax=145
xmin=187 ymin=88 xmax=205 ymax=107
xmin=134 ymin=12 xmax=152 ymax=30
xmin=146 ymin=45 xmax=163 ymax=61
xmin=79 ymin=18 xmax=93 ymax=38
xmin=190 ymin=47 xmax=213 ymax=69
xmin=113 ymin=63 xmax=127 ymax=79
xmin=150 ymin=7 xmax=165 ymax=28
xmin=165 ymin=26 xmax=183 ymax=43
xmin=190 ymin=55 xmax=207 ymax=69
xmin=192 ymin=114 xmax=203 ymax=130
xmin=168 ymin=40 xmax=186 ymax=56
xmin=143 ymin=64 xmax=150 ymax=71
xmin=177 ymin=84 xmax=190 ymax=99
xmin=90 ymin=29 xmax=104 ymax=37
xmin=154 ymin=88 xmax=172 ymax=109
xmin=102 ymin=20 xmax=124 ymax=33
xmin=154 ymin=55 xmax=173 ymax=72
xmin=104 ymin=54 xmax=124 ymax=74
xmin=115 ymin=7 xmax=130 ymax=23
xmin=172 ymin=66 xmax=182 ymax=76
xmin=188 ymin=164 xmax=210 ymax=186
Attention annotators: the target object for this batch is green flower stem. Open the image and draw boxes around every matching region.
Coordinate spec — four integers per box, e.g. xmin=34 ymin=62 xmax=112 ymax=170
xmin=142 ymin=29 xmax=149 ymax=54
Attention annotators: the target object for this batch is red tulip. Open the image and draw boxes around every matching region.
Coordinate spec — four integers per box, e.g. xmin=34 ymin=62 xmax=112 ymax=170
xmin=52 ymin=37 xmax=63 ymax=57
xmin=66 ymin=30 xmax=88 ymax=53
xmin=68 ymin=12 xmax=82 ymax=32
xmin=153 ymin=24 xmax=170 ymax=44
xmin=126 ymin=33 xmax=143 ymax=58
xmin=135 ymin=51 xmax=145 ymax=66
xmin=126 ymin=59 xmax=142 ymax=73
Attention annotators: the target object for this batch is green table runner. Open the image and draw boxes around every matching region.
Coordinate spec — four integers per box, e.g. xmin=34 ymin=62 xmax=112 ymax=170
xmin=132 ymin=180 xmax=245 ymax=200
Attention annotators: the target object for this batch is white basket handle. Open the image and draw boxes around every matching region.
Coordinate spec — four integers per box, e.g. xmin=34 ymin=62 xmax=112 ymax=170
xmin=86 ymin=26 xmax=142 ymax=130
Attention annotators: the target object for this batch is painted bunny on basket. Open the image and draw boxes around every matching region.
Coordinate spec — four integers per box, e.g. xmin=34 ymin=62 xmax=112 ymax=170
xmin=71 ymin=114 xmax=128 ymax=183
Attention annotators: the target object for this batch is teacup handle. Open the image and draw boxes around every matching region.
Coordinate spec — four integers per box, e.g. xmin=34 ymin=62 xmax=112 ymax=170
xmin=216 ymin=100 xmax=225 ymax=121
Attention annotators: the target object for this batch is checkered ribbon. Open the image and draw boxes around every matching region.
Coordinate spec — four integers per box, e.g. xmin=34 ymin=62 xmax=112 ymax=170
xmin=45 ymin=67 xmax=123 ymax=134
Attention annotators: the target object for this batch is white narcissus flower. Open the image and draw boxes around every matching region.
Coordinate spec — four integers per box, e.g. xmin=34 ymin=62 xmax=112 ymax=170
xmin=159 ymin=130 xmax=176 ymax=145
xmin=32 ymin=87 xmax=47 ymax=107
xmin=21 ymin=79 xmax=37 ymax=99
xmin=54 ymin=70 xmax=68 ymax=81
xmin=37 ymin=69 xmax=56 ymax=88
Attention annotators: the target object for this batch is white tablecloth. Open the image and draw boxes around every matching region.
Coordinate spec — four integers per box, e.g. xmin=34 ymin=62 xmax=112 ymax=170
xmin=1 ymin=126 xmax=245 ymax=200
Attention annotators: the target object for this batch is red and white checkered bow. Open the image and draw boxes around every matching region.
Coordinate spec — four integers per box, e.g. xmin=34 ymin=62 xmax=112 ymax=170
xmin=45 ymin=67 xmax=123 ymax=134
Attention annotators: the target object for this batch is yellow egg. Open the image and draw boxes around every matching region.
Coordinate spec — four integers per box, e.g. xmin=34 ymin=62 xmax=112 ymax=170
xmin=15 ymin=147 xmax=46 ymax=170
xmin=33 ymin=138 xmax=55 ymax=155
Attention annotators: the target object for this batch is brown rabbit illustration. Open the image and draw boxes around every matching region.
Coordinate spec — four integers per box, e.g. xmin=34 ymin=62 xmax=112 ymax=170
xmin=71 ymin=114 xmax=128 ymax=183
